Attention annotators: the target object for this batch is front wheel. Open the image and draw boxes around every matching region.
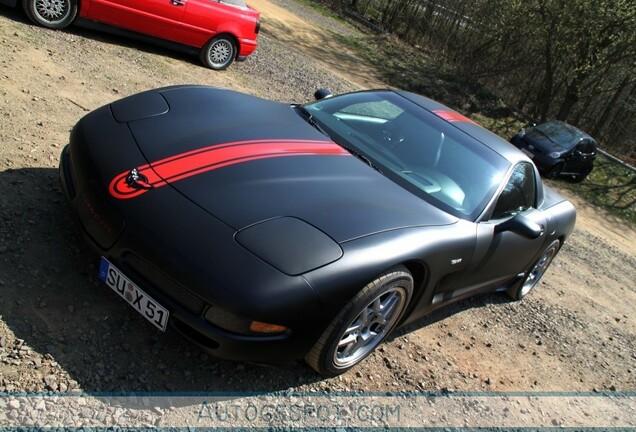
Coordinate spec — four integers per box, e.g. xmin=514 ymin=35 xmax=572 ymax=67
xmin=545 ymin=163 xmax=563 ymax=180
xmin=507 ymin=239 xmax=561 ymax=301
xmin=572 ymin=166 xmax=592 ymax=183
xmin=199 ymin=35 xmax=236 ymax=70
xmin=306 ymin=265 xmax=413 ymax=376
xmin=22 ymin=0 xmax=77 ymax=29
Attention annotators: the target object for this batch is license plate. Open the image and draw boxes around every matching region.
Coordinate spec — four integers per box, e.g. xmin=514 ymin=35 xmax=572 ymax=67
xmin=98 ymin=257 xmax=169 ymax=331
xmin=521 ymin=148 xmax=535 ymax=159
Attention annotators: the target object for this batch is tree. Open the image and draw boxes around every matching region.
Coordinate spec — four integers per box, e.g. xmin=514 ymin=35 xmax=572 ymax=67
xmin=341 ymin=0 xmax=636 ymax=157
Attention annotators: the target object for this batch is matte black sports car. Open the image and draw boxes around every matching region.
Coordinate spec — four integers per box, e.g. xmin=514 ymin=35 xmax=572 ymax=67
xmin=59 ymin=86 xmax=576 ymax=376
xmin=510 ymin=121 xmax=597 ymax=182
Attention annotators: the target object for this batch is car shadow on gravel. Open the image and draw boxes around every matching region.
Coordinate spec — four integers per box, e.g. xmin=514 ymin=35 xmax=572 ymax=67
xmin=0 ymin=4 xmax=28 ymax=25
xmin=391 ymin=292 xmax=511 ymax=342
xmin=0 ymin=167 xmax=519 ymax=394
xmin=0 ymin=168 xmax=324 ymax=394
xmin=0 ymin=6 xmax=201 ymax=69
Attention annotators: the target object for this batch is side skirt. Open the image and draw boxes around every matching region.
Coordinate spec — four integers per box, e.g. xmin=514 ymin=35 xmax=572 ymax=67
xmin=431 ymin=273 xmax=525 ymax=306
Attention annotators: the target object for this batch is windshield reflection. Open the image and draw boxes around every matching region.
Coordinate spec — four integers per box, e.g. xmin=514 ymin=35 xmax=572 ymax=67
xmin=304 ymin=91 xmax=509 ymax=220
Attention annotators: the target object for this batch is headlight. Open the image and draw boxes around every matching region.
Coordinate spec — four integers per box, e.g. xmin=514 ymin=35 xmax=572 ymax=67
xmin=549 ymin=152 xmax=560 ymax=159
xmin=235 ymin=217 xmax=342 ymax=276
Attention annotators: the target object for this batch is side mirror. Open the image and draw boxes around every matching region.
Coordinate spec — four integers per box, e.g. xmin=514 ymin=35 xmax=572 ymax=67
xmin=495 ymin=214 xmax=543 ymax=239
xmin=314 ymin=88 xmax=333 ymax=100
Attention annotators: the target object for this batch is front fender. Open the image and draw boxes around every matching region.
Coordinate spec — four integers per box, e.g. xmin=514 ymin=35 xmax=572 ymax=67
xmin=303 ymin=222 xmax=475 ymax=314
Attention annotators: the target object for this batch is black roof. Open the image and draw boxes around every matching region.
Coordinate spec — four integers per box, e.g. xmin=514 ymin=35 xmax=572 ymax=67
xmin=395 ymin=90 xmax=531 ymax=166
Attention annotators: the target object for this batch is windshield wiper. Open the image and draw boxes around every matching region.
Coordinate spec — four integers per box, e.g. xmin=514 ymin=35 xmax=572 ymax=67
xmin=293 ymin=105 xmax=382 ymax=174
xmin=339 ymin=144 xmax=383 ymax=174
xmin=293 ymin=105 xmax=329 ymax=135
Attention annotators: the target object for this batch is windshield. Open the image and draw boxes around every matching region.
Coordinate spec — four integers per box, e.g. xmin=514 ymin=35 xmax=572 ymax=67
xmin=530 ymin=121 xmax=584 ymax=151
xmin=303 ymin=91 xmax=509 ymax=220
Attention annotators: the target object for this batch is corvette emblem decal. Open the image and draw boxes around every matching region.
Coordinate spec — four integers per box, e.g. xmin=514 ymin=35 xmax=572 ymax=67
xmin=109 ymin=139 xmax=350 ymax=199
xmin=125 ymin=168 xmax=154 ymax=190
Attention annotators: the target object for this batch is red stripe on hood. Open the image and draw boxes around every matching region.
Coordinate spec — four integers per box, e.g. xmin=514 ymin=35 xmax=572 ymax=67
xmin=109 ymin=139 xmax=349 ymax=199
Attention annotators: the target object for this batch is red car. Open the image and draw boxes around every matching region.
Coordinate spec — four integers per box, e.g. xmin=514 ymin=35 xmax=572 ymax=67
xmin=2 ymin=0 xmax=260 ymax=69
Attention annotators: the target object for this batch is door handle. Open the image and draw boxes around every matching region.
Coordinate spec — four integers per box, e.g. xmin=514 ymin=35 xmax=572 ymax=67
xmin=171 ymin=0 xmax=185 ymax=5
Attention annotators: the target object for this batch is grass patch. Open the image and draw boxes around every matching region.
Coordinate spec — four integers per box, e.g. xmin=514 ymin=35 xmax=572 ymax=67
xmin=560 ymin=155 xmax=636 ymax=225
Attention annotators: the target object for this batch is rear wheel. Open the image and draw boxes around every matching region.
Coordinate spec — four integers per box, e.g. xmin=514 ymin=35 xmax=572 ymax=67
xmin=199 ymin=35 xmax=236 ymax=70
xmin=22 ymin=0 xmax=77 ymax=29
xmin=306 ymin=265 xmax=413 ymax=376
xmin=507 ymin=239 xmax=560 ymax=301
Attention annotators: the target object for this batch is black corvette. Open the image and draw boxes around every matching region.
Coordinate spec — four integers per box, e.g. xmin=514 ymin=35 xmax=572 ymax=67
xmin=60 ymin=86 xmax=576 ymax=375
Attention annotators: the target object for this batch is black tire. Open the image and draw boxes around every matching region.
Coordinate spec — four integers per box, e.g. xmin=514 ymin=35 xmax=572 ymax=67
xmin=22 ymin=0 xmax=77 ymax=29
xmin=199 ymin=35 xmax=236 ymax=70
xmin=545 ymin=163 xmax=563 ymax=180
xmin=572 ymin=166 xmax=592 ymax=183
xmin=507 ymin=239 xmax=560 ymax=301
xmin=306 ymin=265 xmax=413 ymax=376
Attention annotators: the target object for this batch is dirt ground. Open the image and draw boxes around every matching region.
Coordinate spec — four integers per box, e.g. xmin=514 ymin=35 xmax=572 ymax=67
xmin=248 ymin=0 xmax=385 ymax=88
xmin=0 ymin=0 xmax=634 ymax=401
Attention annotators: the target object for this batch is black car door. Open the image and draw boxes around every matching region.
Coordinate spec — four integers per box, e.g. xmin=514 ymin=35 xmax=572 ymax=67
xmin=453 ymin=162 xmax=547 ymax=294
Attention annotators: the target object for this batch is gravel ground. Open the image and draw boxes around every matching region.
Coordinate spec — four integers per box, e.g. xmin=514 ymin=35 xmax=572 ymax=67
xmin=0 ymin=0 xmax=635 ymax=428
xmin=234 ymin=34 xmax=359 ymax=102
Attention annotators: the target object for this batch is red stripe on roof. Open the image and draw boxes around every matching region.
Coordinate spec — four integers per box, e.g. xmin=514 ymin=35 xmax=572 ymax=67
xmin=432 ymin=110 xmax=476 ymax=124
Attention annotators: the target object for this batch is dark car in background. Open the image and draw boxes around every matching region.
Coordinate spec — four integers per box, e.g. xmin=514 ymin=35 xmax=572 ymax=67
xmin=0 ymin=0 xmax=260 ymax=70
xmin=510 ymin=121 xmax=597 ymax=182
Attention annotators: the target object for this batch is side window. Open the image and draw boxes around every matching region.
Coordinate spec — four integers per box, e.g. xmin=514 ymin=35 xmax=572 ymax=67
xmin=491 ymin=163 xmax=536 ymax=219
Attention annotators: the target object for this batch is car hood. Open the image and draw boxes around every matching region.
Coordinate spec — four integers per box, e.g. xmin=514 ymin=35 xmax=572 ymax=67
xmin=111 ymin=86 xmax=457 ymax=242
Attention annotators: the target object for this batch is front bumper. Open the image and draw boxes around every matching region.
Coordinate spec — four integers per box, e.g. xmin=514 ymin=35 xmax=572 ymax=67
xmin=529 ymin=153 xmax=560 ymax=175
xmin=512 ymin=140 xmax=559 ymax=176
xmin=59 ymin=138 xmax=326 ymax=362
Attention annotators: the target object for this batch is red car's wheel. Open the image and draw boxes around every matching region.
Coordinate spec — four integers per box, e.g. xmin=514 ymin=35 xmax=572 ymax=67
xmin=22 ymin=0 xmax=77 ymax=29
xmin=200 ymin=35 xmax=237 ymax=70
